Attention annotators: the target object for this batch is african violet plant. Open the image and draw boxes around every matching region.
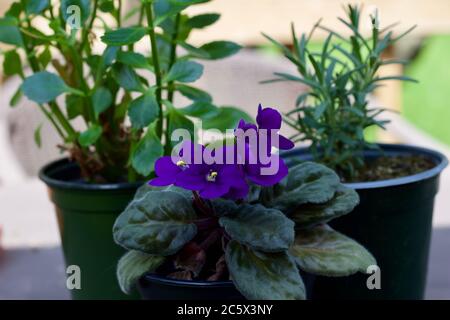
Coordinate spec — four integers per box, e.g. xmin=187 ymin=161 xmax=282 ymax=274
xmin=263 ymin=5 xmax=416 ymax=180
xmin=0 ymin=0 xmax=247 ymax=182
xmin=113 ymin=105 xmax=376 ymax=300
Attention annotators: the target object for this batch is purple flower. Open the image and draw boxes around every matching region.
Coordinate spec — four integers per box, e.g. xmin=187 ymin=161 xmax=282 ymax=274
xmin=149 ymin=141 xmax=204 ymax=187
xmin=176 ymin=162 xmax=248 ymax=199
xmin=256 ymin=104 xmax=295 ymax=150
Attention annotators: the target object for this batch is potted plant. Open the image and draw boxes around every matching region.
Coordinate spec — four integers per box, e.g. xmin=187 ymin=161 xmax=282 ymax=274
xmin=113 ymin=105 xmax=376 ymax=300
xmin=0 ymin=0 xmax=248 ymax=299
xmin=264 ymin=5 xmax=448 ymax=299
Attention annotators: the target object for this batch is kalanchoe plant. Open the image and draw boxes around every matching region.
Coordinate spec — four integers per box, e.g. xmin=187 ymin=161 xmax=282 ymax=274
xmin=113 ymin=105 xmax=376 ymax=300
xmin=263 ymin=5 xmax=416 ymax=180
xmin=0 ymin=0 xmax=248 ymax=182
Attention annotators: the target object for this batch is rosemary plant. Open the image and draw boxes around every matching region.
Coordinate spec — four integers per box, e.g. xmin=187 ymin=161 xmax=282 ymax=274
xmin=263 ymin=5 xmax=416 ymax=180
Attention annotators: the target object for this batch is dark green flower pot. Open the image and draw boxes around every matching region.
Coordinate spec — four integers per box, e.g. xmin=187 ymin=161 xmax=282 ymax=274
xmin=39 ymin=158 xmax=142 ymax=300
xmin=282 ymin=144 xmax=448 ymax=300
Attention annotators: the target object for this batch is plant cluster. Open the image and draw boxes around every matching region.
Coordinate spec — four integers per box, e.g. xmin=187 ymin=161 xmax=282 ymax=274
xmin=0 ymin=0 xmax=248 ymax=182
xmin=264 ymin=5 xmax=416 ymax=180
xmin=113 ymin=106 xmax=375 ymax=300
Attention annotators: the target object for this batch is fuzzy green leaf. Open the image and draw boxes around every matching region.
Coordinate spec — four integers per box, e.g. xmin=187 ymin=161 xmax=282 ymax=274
xmin=131 ymin=125 xmax=163 ymax=176
xmin=128 ymin=91 xmax=160 ymax=129
xmin=226 ymin=240 xmax=305 ymax=300
xmin=220 ymin=204 xmax=294 ymax=252
xmin=101 ymin=27 xmax=147 ymax=46
xmin=22 ymin=72 xmax=70 ymax=104
xmin=290 ymin=185 xmax=359 ymax=228
xmin=271 ymin=162 xmax=341 ymax=213
xmin=165 ymin=60 xmax=203 ymax=83
xmin=113 ymin=190 xmax=197 ymax=255
xmin=290 ymin=224 xmax=376 ymax=276
xmin=92 ymin=87 xmax=113 ymax=118
xmin=167 ymin=107 xmax=195 ymax=146
xmin=117 ymin=250 xmax=165 ymax=294
xmin=78 ymin=125 xmax=102 ymax=147
xmin=199 ymin=41 xmax=242 ymax=60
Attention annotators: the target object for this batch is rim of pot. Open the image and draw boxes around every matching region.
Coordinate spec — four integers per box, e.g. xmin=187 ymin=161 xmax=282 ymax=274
xmin=282 ymin=143 xmax=449 ymax=190
xmin=141 ymin=273 xmax=235 ymax=288
xmin=39 ymin=158 xmax=143 ymax=191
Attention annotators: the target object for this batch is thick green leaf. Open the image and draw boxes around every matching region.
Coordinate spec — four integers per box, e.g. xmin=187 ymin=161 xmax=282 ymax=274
xmin=179 ymin=101 xmax=218 ymax=118
xmin=112 ymin=64 xmax=145 ymax=92
xmin=101 ymin=27 xmax=147 ymax=46
xmin=290 ymin=224 xmax=376 ymax=276
xmin=271 ymin=162 xmax=341 ymax=213
xmin=99 ymin=0 xmax=114 ymax=13
xmin=131 ymin=125 xmax=163 ymax=176
xmin=165 ymin=60 xmax=203 ymax=83
xmin=25 ymin=0 xmax=49 ymax=15
xmin=117 ymin=51 xmax=152 ymax=70
xmin=5 ymin=2 xmax=23 ymax=19
xmin=66 ymin=94 xmax=84 ymax=119
xmin=34 ymin=124 xmax=43 ymax=148
xmin=9 ymin=87 xmax=23 ymax=107
xmin=113 ymin=189 xmax=197 ymax=255
xmin=202 ymin=106 xmax=252 ymax=131
xmin=0 ymin=17 xmax=24 ymax=47
xmin=78 ymin=125 xmax=102 ymax=147
xmin=177 ymin=84 xmax=212 ymax=102
xmin=219 ymin=204 xmax=294 ymax=252
xmin=38 ymin=46 xmax=52 ymax=68
xmin=167 ymin=107 xmax=195 ymax=146
xmin=199 ymin=41 xmax=242 ymax=60
xmin=61 ymin=0 xmax=91 ymax=25
xmin=117 ymin=250 xmax=165 ymax=294
xmin=128 ymin=91 xmax=160 ymax=129
xmin=186 ymin=13 xmax=220 ymax=29
xmin=3 ymin=50 xmax=22 ymax=77
xmin=290 ymin=185 xmax=359 ymax=228
xmin=92 ymin=87 xmax=113 ymax=118
xmin=22 ymin=72 xmax=69 ymax=104
xmin=226 ymin=240 xmax=305 ymax=300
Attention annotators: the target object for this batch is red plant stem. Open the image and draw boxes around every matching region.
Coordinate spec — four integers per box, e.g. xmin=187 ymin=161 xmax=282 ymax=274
xmin=192 ymin=191 xmax=212 ymax=216
xmin=199 ymin=229 xmax=222 ymax=250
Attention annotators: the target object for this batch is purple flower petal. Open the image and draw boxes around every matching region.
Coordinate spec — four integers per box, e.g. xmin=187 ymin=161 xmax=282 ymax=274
xmin=245 ymin=155 xmax=288 ymax=187
xmin=256 ymin=105 xmax=282 ymax=130
xmin=276 ymin=134 xmax=295 ymax=150
xmin=199 ymin=182 xmax=230 ymax=199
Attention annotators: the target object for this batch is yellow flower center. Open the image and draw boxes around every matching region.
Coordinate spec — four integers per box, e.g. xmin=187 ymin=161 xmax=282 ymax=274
xmin=206 ymin=171 xmax=218 ymax=182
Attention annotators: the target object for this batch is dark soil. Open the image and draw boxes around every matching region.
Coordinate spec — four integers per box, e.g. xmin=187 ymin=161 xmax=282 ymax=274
xmin=345 ymin=154 xmax=436 ymax=183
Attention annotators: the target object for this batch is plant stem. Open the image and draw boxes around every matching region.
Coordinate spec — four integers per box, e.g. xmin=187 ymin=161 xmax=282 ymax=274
xmin=167 ymin=14 xmax=181 ymax=103
xmin=144 ymin=2 xmax=163 ymax=138
xmin=80 ymin=0 xmax=98 ymax=54
xmin=117 ymin=0 xmax=122 ymax=27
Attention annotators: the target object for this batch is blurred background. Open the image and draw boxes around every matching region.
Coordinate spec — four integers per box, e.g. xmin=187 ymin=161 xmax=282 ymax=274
xmin=0 ymin=0 xmax=449 ymax=299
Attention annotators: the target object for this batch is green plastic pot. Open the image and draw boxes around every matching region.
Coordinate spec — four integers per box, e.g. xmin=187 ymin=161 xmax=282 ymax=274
xmin=39 ymin=158 xmax=141 ymax=300
xmin=282 ymin=144 xmax=448 ymax=300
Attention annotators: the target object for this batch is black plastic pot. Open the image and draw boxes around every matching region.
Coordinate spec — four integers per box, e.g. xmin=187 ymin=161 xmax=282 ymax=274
xmin=138 ymin=274 xmax=245 ymax=300
xmin=282 ymin=144 xmax=448 ymax=300
xmin=138 ymin=272 xmax=316 ymax=300
xmin=39 ymin=158 xmax=142 ymax=300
